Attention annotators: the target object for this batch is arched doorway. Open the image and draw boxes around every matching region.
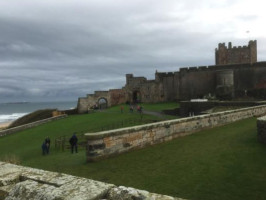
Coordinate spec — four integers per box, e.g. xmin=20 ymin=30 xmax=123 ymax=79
xmin=98 ymin=98 xmax=108 ymax=109
xmin=132 ymin=91 xmax=141 ymax=104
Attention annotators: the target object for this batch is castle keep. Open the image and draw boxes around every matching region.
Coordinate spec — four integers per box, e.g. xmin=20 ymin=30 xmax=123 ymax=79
xmin=78 ymin=40 xmax=266 ymax=113
xmin=215 ymin=40 xmax=257 ymax=65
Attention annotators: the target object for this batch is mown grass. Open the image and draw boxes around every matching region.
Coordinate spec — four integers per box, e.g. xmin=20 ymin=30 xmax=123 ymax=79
xmin=0 ymin=103 xmax=266 ymax=200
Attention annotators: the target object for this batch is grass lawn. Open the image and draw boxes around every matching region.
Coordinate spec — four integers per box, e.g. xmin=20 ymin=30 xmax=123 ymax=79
xmin=0 ymin=104 xmax=266 ymax=200
xmin=140 ymin=101 xmax=179 ymax=112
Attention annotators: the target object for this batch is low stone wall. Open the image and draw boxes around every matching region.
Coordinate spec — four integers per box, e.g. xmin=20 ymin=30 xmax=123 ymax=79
xmin=257 ymin=116 xmax=266 ymax=144
xmin=0 ymin=162 xmax=182 ymax=200
xmin=0 ymin=115 xmax=67 ymax=137
xmin=85 ymin=105 xmax=266 ymax=161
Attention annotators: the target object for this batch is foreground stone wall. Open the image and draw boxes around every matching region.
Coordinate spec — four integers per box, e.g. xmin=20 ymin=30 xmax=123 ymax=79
xmin=257 ymin=116 xmax=266 ymax=144
xmin=0 ymin=115 xmax=67 ymax=137
xmin=85 ymin=105 xmax=266 ymax=161
xmin=0 ymin=162 xmax=182 ymax=200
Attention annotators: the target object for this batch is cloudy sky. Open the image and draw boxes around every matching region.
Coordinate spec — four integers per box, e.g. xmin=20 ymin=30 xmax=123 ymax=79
xmin=0 ymin=0 xmax=266 ymax=103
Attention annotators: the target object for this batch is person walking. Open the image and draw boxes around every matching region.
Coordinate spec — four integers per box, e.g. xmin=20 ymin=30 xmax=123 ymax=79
xmin=69 ymin=133 xmax=78 ymax=153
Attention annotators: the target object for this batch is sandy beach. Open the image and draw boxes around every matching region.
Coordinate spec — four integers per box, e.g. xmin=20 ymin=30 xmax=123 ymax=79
xmin=0 ymin=122 xmax=11 ymax=130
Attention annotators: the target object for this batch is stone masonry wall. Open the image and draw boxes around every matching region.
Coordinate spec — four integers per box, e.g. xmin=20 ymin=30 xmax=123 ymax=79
xmin=109 ymin=89 xmax=126 ymax=106
xmin=85 ymin=105 xmax=266 ymax=161
xmin=257 ymin=116 xmax=266 ymax=144
xmin=0 ymin=162 xmax=182 ymax=200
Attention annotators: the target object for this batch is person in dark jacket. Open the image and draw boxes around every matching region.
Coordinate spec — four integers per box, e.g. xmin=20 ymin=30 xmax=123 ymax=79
xmin=42 ymin=141 xmax=47 ymax=155
xmin=69 ymin=133 xmax=78 ymax=153
xmin=45 ymin=137 xmax=51 ymax=154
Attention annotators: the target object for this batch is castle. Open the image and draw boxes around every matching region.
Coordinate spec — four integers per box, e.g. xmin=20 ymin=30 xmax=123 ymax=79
xmin=77 ymin=40 xmax=266 ymax=113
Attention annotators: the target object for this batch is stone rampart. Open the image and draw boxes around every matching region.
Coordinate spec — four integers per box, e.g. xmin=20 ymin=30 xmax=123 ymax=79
xmin=85 ymin=105 xmax=266 ymax=161
xmin=0 ymin=162 xmax=182 ymax=200
xmin=257 ymin=116 xmax=266 ymax=144
xmin=0 ymin=115 xmax=67 ymax=137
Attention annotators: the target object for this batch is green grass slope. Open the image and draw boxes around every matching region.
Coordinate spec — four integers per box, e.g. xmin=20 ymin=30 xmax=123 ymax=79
xmin=0 ymin=103 xmax=265 ymax=200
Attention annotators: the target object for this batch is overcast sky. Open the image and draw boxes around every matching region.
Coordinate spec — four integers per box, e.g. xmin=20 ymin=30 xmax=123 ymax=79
xmin=0 ymin=0 xmax=266 ymax=103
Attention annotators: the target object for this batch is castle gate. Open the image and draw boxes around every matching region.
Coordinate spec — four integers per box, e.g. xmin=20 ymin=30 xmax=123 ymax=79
xmin=132 ymin=90 xmax=141 ymax=103
xmin=98 ymin=97 xmax=108 ymax=109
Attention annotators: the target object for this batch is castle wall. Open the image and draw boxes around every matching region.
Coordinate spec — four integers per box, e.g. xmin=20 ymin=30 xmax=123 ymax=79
xmin=179 ymin=67 xmax=216 ymax=99
xmin=77 ymin=97 xmax=90 ymax=113
xmin=77 ymin=91 xmax=109 ymax=113
xmin=77 ymin=89 xmax=127 ymax=113
xmin=139 ymin=81 xmax=164 ymax=102
xmin=176 ymin=62 xmax=266 ymax=100
xmin=228 ymin=62 xmax=266 ymax=96
xmin=124 ymin=74 xmax=165 ymax=103
xmin=156 ymin=72 xmax=180 ymax=101
xmin=77 ymin=61 xmax=266 ymax=112
xmin=109 ymin=89 xmax=126 ymax=106
xmin=77 ymin=40 xmax=264 ymax=108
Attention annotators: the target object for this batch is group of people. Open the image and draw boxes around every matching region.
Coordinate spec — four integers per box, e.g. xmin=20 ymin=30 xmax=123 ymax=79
xmin=126 ymin=105 xmax=143 ymax=113
xmin=41 ymin=133 xmax=78 ymax=155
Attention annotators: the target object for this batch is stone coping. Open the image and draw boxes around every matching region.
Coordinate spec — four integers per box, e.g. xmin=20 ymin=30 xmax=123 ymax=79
xmin=85 ymin=104 xmax=266 ymax=139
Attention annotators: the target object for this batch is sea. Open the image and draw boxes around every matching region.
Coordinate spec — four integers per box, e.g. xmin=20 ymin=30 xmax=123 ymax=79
xmin=0 ymin=101 xmax=77 ymax=125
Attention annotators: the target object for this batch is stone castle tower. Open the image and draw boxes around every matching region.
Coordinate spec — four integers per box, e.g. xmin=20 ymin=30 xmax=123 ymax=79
xmin=215 ymin=40 xmax=257 ymax=65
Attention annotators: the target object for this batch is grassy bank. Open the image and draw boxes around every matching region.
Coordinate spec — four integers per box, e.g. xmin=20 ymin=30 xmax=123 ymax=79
xmin=0 ymin=103 xmax=265 ymax=200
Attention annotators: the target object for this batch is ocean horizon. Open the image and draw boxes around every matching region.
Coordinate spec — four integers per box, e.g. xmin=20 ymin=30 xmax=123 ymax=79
xmin=0 ymin=101 xmax=77 ymax=124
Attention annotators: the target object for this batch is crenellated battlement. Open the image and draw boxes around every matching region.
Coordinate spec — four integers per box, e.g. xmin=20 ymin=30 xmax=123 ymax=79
xmin=215 ymin=40 xmax=257 ymax=65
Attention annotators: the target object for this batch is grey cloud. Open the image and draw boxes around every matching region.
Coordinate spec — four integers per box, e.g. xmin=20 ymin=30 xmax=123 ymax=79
xmin=0 ymin=0 xmax=265 ymax=102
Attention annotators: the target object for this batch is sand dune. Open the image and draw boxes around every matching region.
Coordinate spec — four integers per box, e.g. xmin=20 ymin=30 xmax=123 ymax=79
xmin=0 ymin=122 xmax=11 ymax=130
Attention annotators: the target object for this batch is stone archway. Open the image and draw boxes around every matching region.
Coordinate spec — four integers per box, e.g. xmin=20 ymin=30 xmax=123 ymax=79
xmin=98 ymin=97 xmax=108 ymax=109
xmin=132 ymin=91 xmax=141 ymax=104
